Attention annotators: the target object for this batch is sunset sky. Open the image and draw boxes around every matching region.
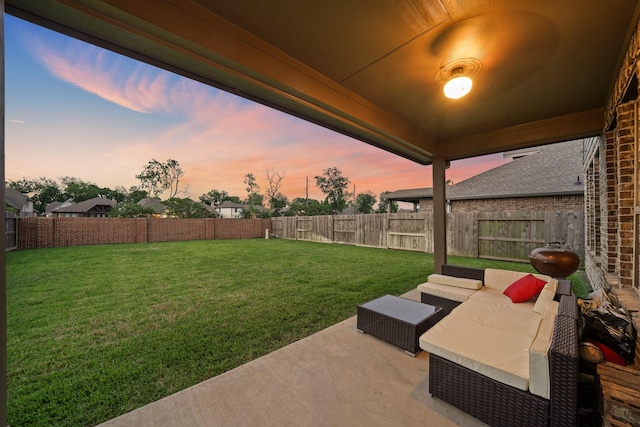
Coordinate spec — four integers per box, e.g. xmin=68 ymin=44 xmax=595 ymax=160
xmin=5 ymin=14 xmax=509 ymax=205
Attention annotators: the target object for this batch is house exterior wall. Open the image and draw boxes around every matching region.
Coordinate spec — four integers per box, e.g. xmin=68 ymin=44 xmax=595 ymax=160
xmin=584 ymin=17 xmax=640 ymax=295
xmin=216 ymin=207 xmax=244 ymax=218
xmin=419 ymin=195 xmax=583 ymax=213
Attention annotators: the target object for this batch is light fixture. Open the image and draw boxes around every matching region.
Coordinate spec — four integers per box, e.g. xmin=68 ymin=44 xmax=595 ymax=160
xmin=444 ymin=67 xmax=472 ymax=99
xmin=436 ymin=58 xmax=482 ymax=100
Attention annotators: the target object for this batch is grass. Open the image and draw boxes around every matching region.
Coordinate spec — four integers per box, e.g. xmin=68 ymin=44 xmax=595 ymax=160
xmin=6 ymin=239 xmax=590 ymax=426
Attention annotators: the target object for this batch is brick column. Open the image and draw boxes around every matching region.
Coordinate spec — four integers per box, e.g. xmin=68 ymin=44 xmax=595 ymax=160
xmin=616 ymin=102 xmax=636 ymax=287
xmin=601 ymin=131 xmax=617 ymax=275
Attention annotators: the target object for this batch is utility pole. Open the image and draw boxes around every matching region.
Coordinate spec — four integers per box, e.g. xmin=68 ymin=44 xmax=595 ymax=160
xmin=305 ymin=176 xmax=309 ymax=205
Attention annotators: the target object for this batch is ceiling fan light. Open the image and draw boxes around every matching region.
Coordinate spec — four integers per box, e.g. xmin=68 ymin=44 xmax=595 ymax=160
xmin=444 ymin=76 xmax=472 ymax=99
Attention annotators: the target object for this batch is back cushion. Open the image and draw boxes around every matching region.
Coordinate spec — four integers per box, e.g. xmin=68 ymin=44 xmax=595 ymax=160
xmin=485 ymin=268 xmax=552 ymax=293
xmin=427 ymin=274 xmax=483 ymax=290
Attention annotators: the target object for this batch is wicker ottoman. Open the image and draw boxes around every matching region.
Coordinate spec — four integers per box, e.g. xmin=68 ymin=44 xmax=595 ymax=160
xmin=357 ymin=295 xmax=443 ymax=356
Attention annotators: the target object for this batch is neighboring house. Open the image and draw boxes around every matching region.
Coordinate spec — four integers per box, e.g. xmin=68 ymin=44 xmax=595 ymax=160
xmin=5 ymin=188 xmax=36 ymax=217
xmin=215 ymin=201 xmax=265 ymax=218
xmin=50 ymin=197 xmax=116 ymax=217
xmin=45 ymin=200 xmax=74 ymax=217
xmin=383 ymin=140 xmax=584 ymax=213
xmin=215 ymin=201 xmax=246 ymax=218
xmin=137 ymin=198 xmax=166 ymax=216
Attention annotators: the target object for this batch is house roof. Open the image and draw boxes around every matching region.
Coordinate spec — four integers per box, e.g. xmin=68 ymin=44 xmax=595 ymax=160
xmin=45 ymin=200 xmax=72 ymax=214
xmin=217 ymin=201 xmax=246 ymax=209
xmin=53 ymin=197 xmax=117 ymax=213
xmin=448 ymin=139 xmax=584 ymax=200
xmin=381 ymin=188 xmax=432 ymax=203
xmin=383 ymin=140 xmax=585 ymax=202
xmin=4 ymin=188 xmax=31 ymax=210
xmin=137 ymin=198 xmax=166 ymax=214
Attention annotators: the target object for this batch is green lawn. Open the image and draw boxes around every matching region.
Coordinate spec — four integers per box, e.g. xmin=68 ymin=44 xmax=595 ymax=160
xmin=6 ymin=239 xmax=589 ymax=426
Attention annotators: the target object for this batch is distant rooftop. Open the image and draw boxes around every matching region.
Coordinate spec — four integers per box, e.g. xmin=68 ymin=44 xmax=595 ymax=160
xmin=383 ymin=140 xmax=584 ymax=202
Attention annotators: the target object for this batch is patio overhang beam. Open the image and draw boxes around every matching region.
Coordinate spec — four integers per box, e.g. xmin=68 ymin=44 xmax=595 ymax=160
xmin=437 ymin=108 xmax=603 ymax=160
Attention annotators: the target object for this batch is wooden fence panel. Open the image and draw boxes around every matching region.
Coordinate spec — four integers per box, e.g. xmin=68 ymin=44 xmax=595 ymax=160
xmin=477 ymin=211 xmax=583 ymax=264
xmin=356 ymin=214 xmax=387 ymax=247
xmin=448 ymin=211 xmax=477 ymax=257
xmin=333 ymin=215 xmax=356 ymax=245
xmin=387 ymin=213 xmax=427 ymax=252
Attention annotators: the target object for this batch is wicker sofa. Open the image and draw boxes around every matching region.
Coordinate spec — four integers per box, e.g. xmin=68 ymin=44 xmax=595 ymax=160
xmin=418 ymin=265 xmax=579 ymax=427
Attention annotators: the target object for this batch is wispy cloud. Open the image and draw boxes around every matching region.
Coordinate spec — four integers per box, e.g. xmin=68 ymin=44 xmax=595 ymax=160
xmin=9 ymin=119 xmax=25 ymax=124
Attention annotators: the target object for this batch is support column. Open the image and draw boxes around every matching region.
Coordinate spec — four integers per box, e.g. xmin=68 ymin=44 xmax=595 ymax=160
xmin=1 ymin=1 xmax=7 ymax=425
xmin=433 ymin=157 xmax=447 ymax=274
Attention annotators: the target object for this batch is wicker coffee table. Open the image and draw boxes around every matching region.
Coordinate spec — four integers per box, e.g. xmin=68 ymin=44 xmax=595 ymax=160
xmin=357 ymin=295 xmax=443 ymax=356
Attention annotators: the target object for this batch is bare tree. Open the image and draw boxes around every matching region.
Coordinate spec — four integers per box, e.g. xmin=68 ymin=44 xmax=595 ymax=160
xmin=136 ymin=159 xmax=184 ymax=198
xmin=263 ymin=167 xmax=285 ymax=212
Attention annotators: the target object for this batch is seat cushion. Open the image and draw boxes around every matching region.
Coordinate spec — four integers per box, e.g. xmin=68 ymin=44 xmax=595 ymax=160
xmin=420 ymin=312 xmax=533 ymax=391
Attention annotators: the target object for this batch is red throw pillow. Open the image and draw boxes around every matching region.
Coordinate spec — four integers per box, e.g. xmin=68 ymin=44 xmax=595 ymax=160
xmin=503 ymin=274 xmax=547 ymax=303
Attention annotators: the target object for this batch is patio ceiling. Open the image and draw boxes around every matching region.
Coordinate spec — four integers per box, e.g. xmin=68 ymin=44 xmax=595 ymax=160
xmin=6 ymin=0 xmax=640 ymax=164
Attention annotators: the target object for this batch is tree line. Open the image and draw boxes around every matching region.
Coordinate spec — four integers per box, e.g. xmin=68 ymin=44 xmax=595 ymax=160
xmin=6 ymin=160 xmax=399 ymax=218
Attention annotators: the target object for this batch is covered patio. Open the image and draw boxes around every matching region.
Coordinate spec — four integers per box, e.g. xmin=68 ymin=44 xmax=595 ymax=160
xmin=2 ymin=1 xmax=640 ymax=425
xmin=97 ymin=290 xmax=488 ymax=427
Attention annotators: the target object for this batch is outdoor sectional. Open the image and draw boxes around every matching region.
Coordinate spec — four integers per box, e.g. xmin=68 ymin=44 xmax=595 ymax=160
xmin=418 ymin=265 xmax=578 ymax=427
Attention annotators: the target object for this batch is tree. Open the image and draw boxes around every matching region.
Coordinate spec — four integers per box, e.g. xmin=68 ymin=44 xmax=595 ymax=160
xmin=263 ymin=167 xmax=285 ymax=213
xmin=314 ymin=167 xmax=350 ymax=214
xmin=226 ymin=195 xmax=243 ymax=204
xmin=109 ymin=202 xmax=157 ymax=218
xmin=199 ymin=189 xmax=229 ymax=207
xmin=377 ymin=191 xmax=399 ymax=213
xmin=60 ymin=176 xmax=102 ymax=202
xmin=124 ymin=186 xmax=148 ymax=203
xmin=355 ymin=191 xmax=376 ymax=214
xmin=287 ymin=198 xmax=333 ymax=216
xmin=163 ymin=198 xmax=212 ymax=218
xmin=243 ymin=172 xmax=261 ymax=212
xmin=136 ymin=159 xmax=184 ymax=198
xmin=269 ymin=192 xmax=289 ymax=216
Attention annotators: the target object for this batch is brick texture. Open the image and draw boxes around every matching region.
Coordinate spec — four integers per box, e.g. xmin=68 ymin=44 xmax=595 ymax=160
xmin=16 ymin=217 xmax=271 ymax=249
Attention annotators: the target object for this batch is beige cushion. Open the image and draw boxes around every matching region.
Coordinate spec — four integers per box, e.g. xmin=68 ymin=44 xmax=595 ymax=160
xmin=458 ymin=291 xmax=543 ymax=338
xmin=529 ymin=300 xmax=559 ymax=398
xmin=420 ymin=312 xmax=533 ymax=391
xmin=484 ymin=268 xmax=552 ymax=293
xmin=427 ymin=274 xmax=483 ymax=290
xmin=417 ymin=282 xmax=477 ymax=303
xmin=533 ymin=279 xmax=558 ymax=314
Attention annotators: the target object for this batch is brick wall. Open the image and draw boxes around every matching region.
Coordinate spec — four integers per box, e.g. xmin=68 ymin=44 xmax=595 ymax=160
xmin=448 ymin=195 xmax=583 ymax=212
xmin=16 ymin=217 xmax=271 ymax=249
xmin=583 ymin=16 xmax=640 ymax=295
xmin=616 ymin=103 xmax=636 ymax=287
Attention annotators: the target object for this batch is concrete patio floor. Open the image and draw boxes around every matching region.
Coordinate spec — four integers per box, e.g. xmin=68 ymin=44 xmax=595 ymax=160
xmin=98 ymin=290 xmax=488 ymax=427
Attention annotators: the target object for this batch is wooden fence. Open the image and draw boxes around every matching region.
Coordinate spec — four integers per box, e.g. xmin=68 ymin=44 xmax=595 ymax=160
xmin=271 ymin=211 xmax=584 ymax=264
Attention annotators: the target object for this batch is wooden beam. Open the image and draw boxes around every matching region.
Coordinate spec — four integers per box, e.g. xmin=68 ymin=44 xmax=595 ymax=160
xmin=438 ymin=108 xmax=603 ymax=160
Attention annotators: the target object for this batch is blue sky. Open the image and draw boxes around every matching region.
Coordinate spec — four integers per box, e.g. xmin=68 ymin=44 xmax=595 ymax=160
xmin=5 ymin=14 xmax=508 ymax=203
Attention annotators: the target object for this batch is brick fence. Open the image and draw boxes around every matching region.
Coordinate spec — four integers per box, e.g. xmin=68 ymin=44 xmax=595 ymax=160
xmin=16 ymin=217 xmax=272 ymax=249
